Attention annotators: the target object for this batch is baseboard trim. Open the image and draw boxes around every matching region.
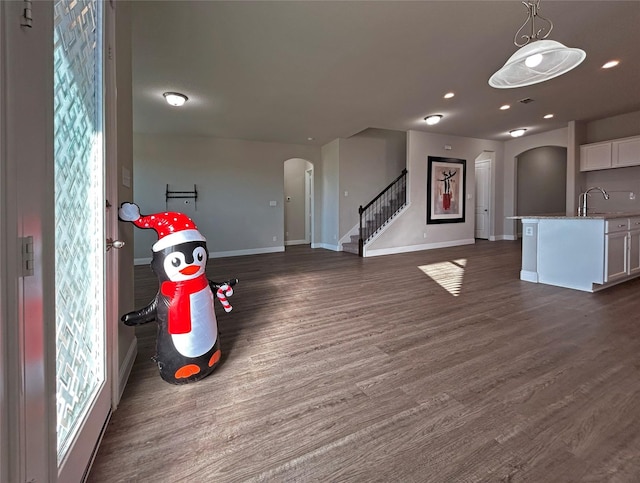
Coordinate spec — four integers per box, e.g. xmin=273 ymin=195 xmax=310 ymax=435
xmin=520 ymin=270 xmax=539 ymax=283
xmin=490 ymin=235 xmax=518 ymax=241
xmin=285 ymin=239 xmax=309 ymax=246
xmin=312 ymin=242 xmax=341 ymax=251
xmin=118 ymin=336 xmax=137 ymax=404
xmin=209 ymin=246 xmax=285 ymax=259
xmin=365 ymin=238 xmax=475 ymax=257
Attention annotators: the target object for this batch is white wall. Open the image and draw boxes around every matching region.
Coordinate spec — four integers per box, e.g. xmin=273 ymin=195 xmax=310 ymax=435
xmin=284 ymin=158 xmax=312 ymax=244
xmin=367 ymin=130 xmax=503 ymax=254
xmin=581 ymin=110 xmax=640 ymax=213
xmin=586 ymin=111 xmax=640 ymax=143
xmin=502 ymin=127 xmax=569 ymax=238
xmin=132 ymin=134 xmax=320 ymax=260
xmin=517 ymin=146 xmax=567 ymax=216
xmin=319 ymin=140 xmax=340 ymax=248
xmin=338 ymin=130 xmax=406 ymax=238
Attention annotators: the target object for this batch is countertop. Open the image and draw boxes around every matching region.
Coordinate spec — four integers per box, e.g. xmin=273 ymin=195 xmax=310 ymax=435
xmin=508 ymin=212 xmax=640 ymax=220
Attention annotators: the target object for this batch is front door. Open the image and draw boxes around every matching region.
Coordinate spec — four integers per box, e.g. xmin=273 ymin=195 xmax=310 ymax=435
xmin=1 ymin=1 xmax=117 ymax=481
xmin=54 ymin=1 xmax=113 ymax=481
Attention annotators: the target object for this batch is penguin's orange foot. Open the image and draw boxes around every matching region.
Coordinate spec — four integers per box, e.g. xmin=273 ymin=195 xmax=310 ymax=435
xmin=175 ymin=364 xmax=200 ymax=379
xmin=208 ymin=349 xmax=221 ymax=367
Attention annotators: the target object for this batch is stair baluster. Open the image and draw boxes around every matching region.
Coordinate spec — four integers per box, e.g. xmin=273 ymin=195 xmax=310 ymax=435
xmin=354 ymin=169 xmax=407 ymax=257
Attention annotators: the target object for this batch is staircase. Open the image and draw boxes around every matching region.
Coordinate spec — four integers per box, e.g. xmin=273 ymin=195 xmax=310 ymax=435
xmin=342 ymin=169 xmax=407 ymax=256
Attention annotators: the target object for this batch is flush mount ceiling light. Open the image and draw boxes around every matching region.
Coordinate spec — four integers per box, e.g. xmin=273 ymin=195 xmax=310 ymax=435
xmin=489 ymin=0 xmax=586 ymax=89
xmin=163 ymin=92 xmax=188 ymax=106
xmin=510 ymin=128 xmax=527 ymax=137
xmin=424 ymin=115 xmax=443 ymax=125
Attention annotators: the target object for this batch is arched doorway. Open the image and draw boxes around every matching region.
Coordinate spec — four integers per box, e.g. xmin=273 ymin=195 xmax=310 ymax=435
xmin=516 ymin=146 xmax=567 ymax=235
xmin=284 ymin=158 xmax=314 ymax=246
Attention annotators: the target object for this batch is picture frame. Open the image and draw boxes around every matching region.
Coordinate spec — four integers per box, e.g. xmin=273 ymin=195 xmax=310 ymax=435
xmin=427 ymin=156 xmax=466 ymax=224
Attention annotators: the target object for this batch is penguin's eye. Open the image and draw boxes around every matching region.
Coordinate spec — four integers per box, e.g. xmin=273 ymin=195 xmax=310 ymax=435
xmin=171 ymin=257 xmax=181 ymax=267
xmin=193 ymin=247 xmax=206 ymax=263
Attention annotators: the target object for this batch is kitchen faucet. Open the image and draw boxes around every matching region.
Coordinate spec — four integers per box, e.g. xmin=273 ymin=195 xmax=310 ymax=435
xmin=577 ymin=186 xmax=610 ymax=216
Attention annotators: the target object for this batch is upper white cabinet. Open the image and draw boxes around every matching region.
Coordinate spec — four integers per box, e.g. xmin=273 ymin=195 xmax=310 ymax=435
xmin=613 ymin=136 xmax=640 ymax=167
xmin=580 ymin=135 xmax=640 ymax=171
xmin=580 ymin=141 xmax=612 ymax=171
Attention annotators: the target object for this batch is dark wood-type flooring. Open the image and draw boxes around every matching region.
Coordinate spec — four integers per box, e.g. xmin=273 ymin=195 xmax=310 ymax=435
xmin=88 ymin=241 xmax=640 ymax=482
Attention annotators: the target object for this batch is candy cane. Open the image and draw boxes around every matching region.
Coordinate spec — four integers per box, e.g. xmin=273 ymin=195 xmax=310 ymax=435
xmin=216 ymin=284 xmax=233 ymax=312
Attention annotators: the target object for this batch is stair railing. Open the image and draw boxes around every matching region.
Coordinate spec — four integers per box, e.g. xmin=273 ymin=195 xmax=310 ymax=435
xmin=358 ymin=169 xmax=407 ymax=256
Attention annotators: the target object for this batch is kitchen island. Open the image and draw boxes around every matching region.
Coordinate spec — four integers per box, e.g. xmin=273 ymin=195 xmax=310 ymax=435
xmin=511 ymin=213 xmax=640 ymax=292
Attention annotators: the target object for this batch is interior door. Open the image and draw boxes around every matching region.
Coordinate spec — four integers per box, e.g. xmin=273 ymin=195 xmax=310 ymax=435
xmin=54 ymin=1 xmax=116 ymax=481
xmin=475 ymin=159 xmax=491 ymax=239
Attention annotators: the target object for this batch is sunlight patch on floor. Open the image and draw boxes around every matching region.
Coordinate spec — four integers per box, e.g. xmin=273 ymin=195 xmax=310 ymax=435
xmin=418 ymin=259 xmax=467 ymax=296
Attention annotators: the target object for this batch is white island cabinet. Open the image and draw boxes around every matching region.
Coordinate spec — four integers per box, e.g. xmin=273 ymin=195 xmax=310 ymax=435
xmin=512 ymin=214 xmax=640 ymax=292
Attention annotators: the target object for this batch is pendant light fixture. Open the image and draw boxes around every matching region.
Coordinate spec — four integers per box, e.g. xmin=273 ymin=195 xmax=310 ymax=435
xmin=489 ymin=0 xmax=586 ymax=89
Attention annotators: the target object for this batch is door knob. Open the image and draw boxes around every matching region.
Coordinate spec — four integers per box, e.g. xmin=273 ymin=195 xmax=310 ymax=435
xmin=106 ymin=238 xmax=125 ymax=251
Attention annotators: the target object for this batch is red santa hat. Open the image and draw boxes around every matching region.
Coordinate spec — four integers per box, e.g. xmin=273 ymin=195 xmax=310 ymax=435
xmin=119 ymin=202 xmax=206 ymax=252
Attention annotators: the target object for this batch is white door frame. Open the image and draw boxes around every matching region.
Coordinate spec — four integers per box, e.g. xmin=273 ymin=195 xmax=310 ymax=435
xmin=474 ymin=153 xmax=494 ymax=240
xmin=474 ymin=159 xmax=492 ymax=240
xmin=0 ymin=4 xmax=9 ymax=481
xmin=104 ymin=0 xmax=121 ymax=411
xmin=305 ymin=168 xmax=314 ymax=244
xmin=2 ymin=2 xmax=57 ymax=481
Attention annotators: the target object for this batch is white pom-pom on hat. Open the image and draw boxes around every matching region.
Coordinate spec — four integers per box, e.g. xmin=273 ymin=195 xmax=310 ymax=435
xmin=119 ymin=202 xmax=141 ymax=222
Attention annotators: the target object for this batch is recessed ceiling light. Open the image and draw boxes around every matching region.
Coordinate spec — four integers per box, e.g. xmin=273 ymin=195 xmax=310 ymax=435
xmin=163 ymin=92 xmax=188 ymax=106
xmin=602 ymin=60 xmax=620 ymax=69
xmin=500 ymin=104 xmax=511 ymax=110
xmin=424 ymin=115 xmax=443 ymax=125
xmin=510 ymin=128 xmax=527 ymax=138
xmin=444 ymin=92 xmax=455 ymax=99
xmin=307 ymin=137 xmax=314 ymax=141
xmin=544 ymin=114 xmax=554 ymax=119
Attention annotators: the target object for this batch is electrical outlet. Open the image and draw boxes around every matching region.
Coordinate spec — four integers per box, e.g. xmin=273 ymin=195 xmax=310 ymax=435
xmin=272 ymin=236 xmax=277 ymax=241
xmin=630 ymin=192 xmax=636 ymax=200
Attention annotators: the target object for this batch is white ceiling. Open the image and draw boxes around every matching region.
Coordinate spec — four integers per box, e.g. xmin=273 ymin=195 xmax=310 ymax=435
xmin=131 ymin=1 xmax=640 ymax=146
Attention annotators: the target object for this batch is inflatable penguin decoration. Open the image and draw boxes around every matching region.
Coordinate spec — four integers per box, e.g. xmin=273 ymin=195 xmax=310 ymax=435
xmin=119 ymin=202 xmax=237 ymax=384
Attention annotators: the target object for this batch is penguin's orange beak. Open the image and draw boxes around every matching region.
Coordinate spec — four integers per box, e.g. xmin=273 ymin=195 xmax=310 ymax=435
xmin=180 ymin=265 xmax=200 ymax=276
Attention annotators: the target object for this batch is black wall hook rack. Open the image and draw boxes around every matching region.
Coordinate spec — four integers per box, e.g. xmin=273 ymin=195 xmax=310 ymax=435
xmin=166 ymin=184 xmax=198 ymax=210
